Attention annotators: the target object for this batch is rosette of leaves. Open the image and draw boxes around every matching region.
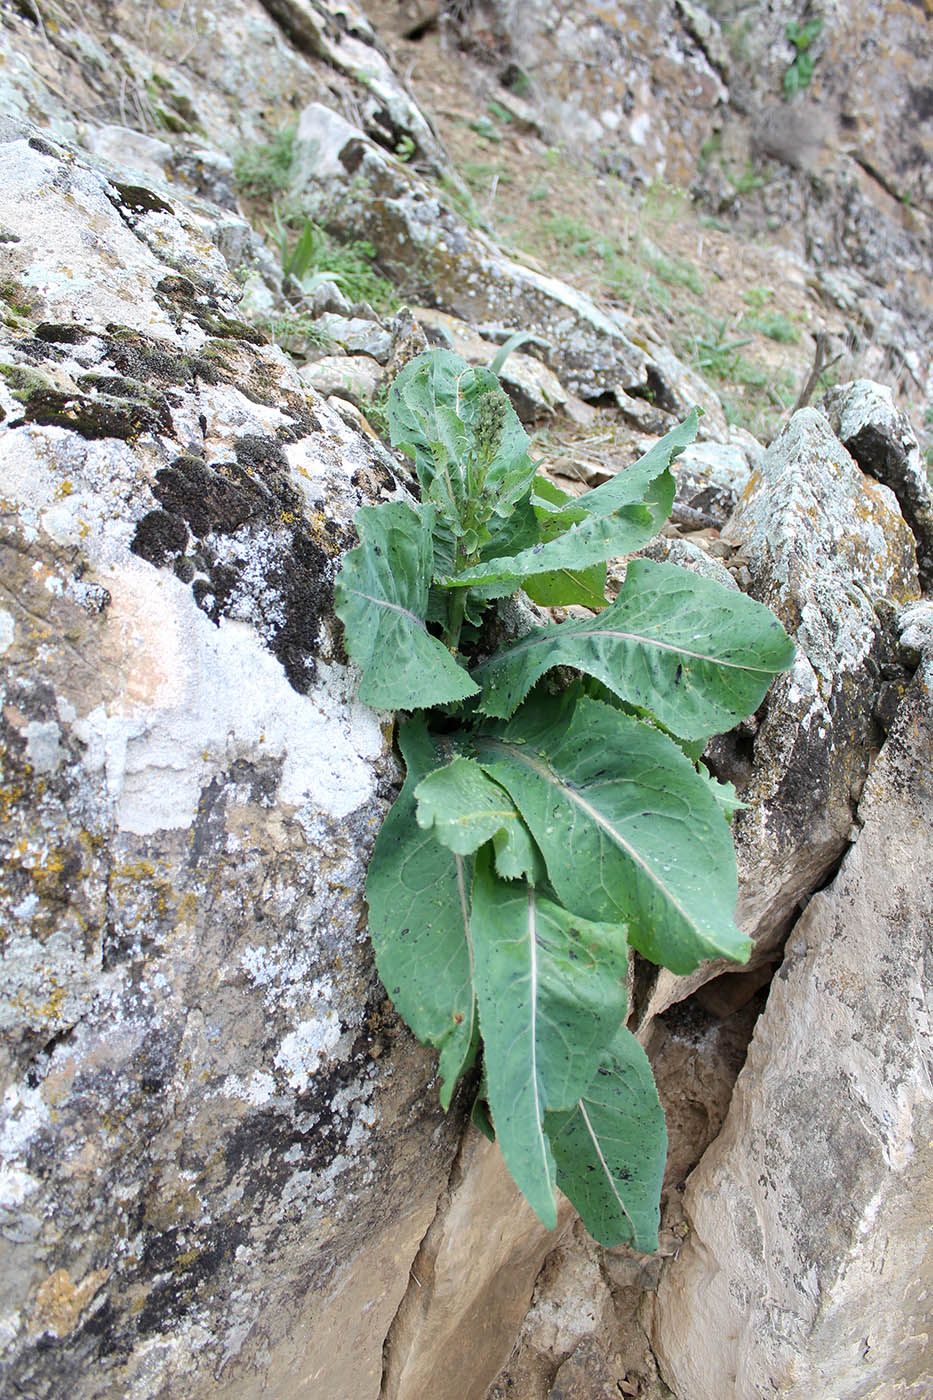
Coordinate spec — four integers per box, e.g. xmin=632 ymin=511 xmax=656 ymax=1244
xmin=335 ymin=349 xmax=794 ymax=1250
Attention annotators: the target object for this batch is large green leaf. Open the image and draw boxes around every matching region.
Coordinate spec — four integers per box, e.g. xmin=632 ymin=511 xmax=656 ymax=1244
xmin=545 ymin=1026 xmax=667 ymax=1251
xmin=470 ymin=849 xmax=631 ymax=1228
xmin=476 ymin=695 xmax=751 ymax=974
xmin=334 ymin=501 xmax=479 ymax=710
xmin=475 ymin=557 xmax=795 ymax=727
xmin=439 ymin=413 xmax=696 ymax=591
xmin=365 ymin=719 xmax=477 ymax=1107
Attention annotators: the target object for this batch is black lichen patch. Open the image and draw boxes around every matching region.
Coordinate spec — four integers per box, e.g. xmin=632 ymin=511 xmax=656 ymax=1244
xmin=130 ymin=443 xmax=331 ymax=693
xmin=110 ymin=182 xmax=175 ymax=217
xmin=151 ymin=453 xmax=275 ymax=536
xmin=35 ymin=322 xmax=91 ymax=345
xmin=102 ymin=326 xmax=222 ymax=387
xmin=77 ymin=370 xmax=175 ymax=422
xmin=27 ymin=134 xmax=58 ymax=157
xmin=135 ymin=1219 xmax=249 ymax=1337
xmin=154 ymin=275 xmax=268 ymax=345
xmin=131 ymin=509 xmax=190 ymax=565
xmin=19 ymin=388 xmax=173 ymax=441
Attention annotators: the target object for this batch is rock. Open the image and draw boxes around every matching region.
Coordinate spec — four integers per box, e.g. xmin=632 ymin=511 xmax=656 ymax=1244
xmin=298 ymin=352 xmax=383 ymax=403
xmin=643 ymin=994 xmax=766 ymax=1219
xmin=290 ymin=103 xmax=712 ymax=405
xmin=635 ymin=406 xmax=920 ymax=1026
xmin=822 ymin=379 xmax=933 ymax=592
xmin=632 ymin=339 xmax=729 ymax=443
xmin=487 ymin=1218 xmax=667 ymax=1400
xmin=613 ymin=388 xmax=676 ymax=436
xmin=381 ymin=1129 xmax=573 ymax=1400
xmin=257 ymin=0 xmax=448 ymax=170
xmin=897 ymin=599 xmax=933 ymax=667
xmin=83 ymin=125 xmax=174 ymax=186
xmin=307 ymin=277 xmax=353 ymax=316
xmin=313 ymin=313 xmax=393 ymax=362
xmin=0 ymin=121 xmax=465 ymax=1400
xmin=445 ymin=0 xmax=729 ymax=189
xmin=651 ymin=646 xmax=933 ymax=1399
xmin=670 ymin=438 xmax=752 ymax=527
xmin=549 ymin=1336 xmax=620 ymax=1400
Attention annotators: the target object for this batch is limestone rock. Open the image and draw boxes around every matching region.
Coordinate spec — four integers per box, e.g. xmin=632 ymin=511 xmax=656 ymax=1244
xmin=651 ymin=646 xmax=933 ymax=1399
xmin=822 ymin=379 xmax=933 ymax=592
xmin=256 ymin=0 xmax=448 ymax=170
xmin=0 ymin=123 xmax=464 ymax=1400
xmin=445 ymin=0 xmax=729 ymax=190
xmin=289 ymin=102 xmax=717 ymax=412
xmin=670 ymin=438 xmax=753 ymax=527
xmin=314 ymin=313 xmax=393 ymax=362
xmin=381 ymin=1129 xmax=573 ymax=1400
xmin=298 ymin=352 xmax=383 ymax=403
xmin=548 ymin=1337 xmax=621 ymax=1400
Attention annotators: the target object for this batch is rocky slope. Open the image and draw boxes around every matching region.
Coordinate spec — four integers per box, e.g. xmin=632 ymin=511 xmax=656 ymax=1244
xmin=0 ymin=3 xmax=931 ymax=1399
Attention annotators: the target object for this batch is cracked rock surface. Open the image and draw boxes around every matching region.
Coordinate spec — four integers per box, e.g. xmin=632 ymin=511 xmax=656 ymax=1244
xmin=0 ymin=122 xmax=463 ymax=1400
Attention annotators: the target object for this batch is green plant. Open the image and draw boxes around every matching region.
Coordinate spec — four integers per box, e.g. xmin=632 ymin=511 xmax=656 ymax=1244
xmin=725 ymin=160 xmax=766 ymax=196
xmin=270 ymin=214 xmax=398 ymax=313
xmin=543 ymin=215 xmax=599 ymax=257
xmin=334 ymin=350 xmax=793 ymax=1248
xmin=692 ymin=319 xmax=755 ymax=379
xmin=742 ymin=286 xmax=774 ymax=310
xmin=783 ymin=17 xmax=822 ymax=97
xmin=469 ymin=116 xmax=503 ymax=144
xmin=233 ymin=127 xmax=296 ymax=201
xmin=744 ymin=312 xmax=801 ymax=345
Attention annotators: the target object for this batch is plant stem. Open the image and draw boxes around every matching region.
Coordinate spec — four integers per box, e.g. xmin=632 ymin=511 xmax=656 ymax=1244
xmin=444 ymin=585 xmax=467 ymax=653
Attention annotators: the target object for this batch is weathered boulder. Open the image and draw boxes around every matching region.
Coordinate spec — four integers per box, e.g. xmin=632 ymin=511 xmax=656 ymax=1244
xmin=650 ymin=644 xmax=933 ymax=1399
xmin=822 ymin=378 xmax=933 ymax=592
xmin=382 ymin=1129 xmax=574 ymax=1400
xmin=0 ymin=123 xmax=464 ymax=1400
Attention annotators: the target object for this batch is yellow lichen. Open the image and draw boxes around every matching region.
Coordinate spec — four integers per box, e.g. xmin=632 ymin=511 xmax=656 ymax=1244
xmin=30 ymin=1268 xmax=108 ymax=1340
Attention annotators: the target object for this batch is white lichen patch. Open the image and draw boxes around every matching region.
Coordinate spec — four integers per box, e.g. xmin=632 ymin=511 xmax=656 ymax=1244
xmin=70 ymin=564 xmax=382 ymax=835
xmin=0 ymin=1084 xmax=51 ymax=1212
xmin=0 ymin=608 xmax=14 ymax=654
xmin=274 ymin=1012 xmax=342 ymax=1094
xmin=0 ymin=140 xmax=180 ymax=339
xmin=1 ymin=428 xmax=144 ymax=563
xmin=24 ymin=720 xmax=64 ymax=775
xmin=220 ymin=1071 xmax=277 ymax=1107
xmin=197 ymin=382 xmax=294 ymax=452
